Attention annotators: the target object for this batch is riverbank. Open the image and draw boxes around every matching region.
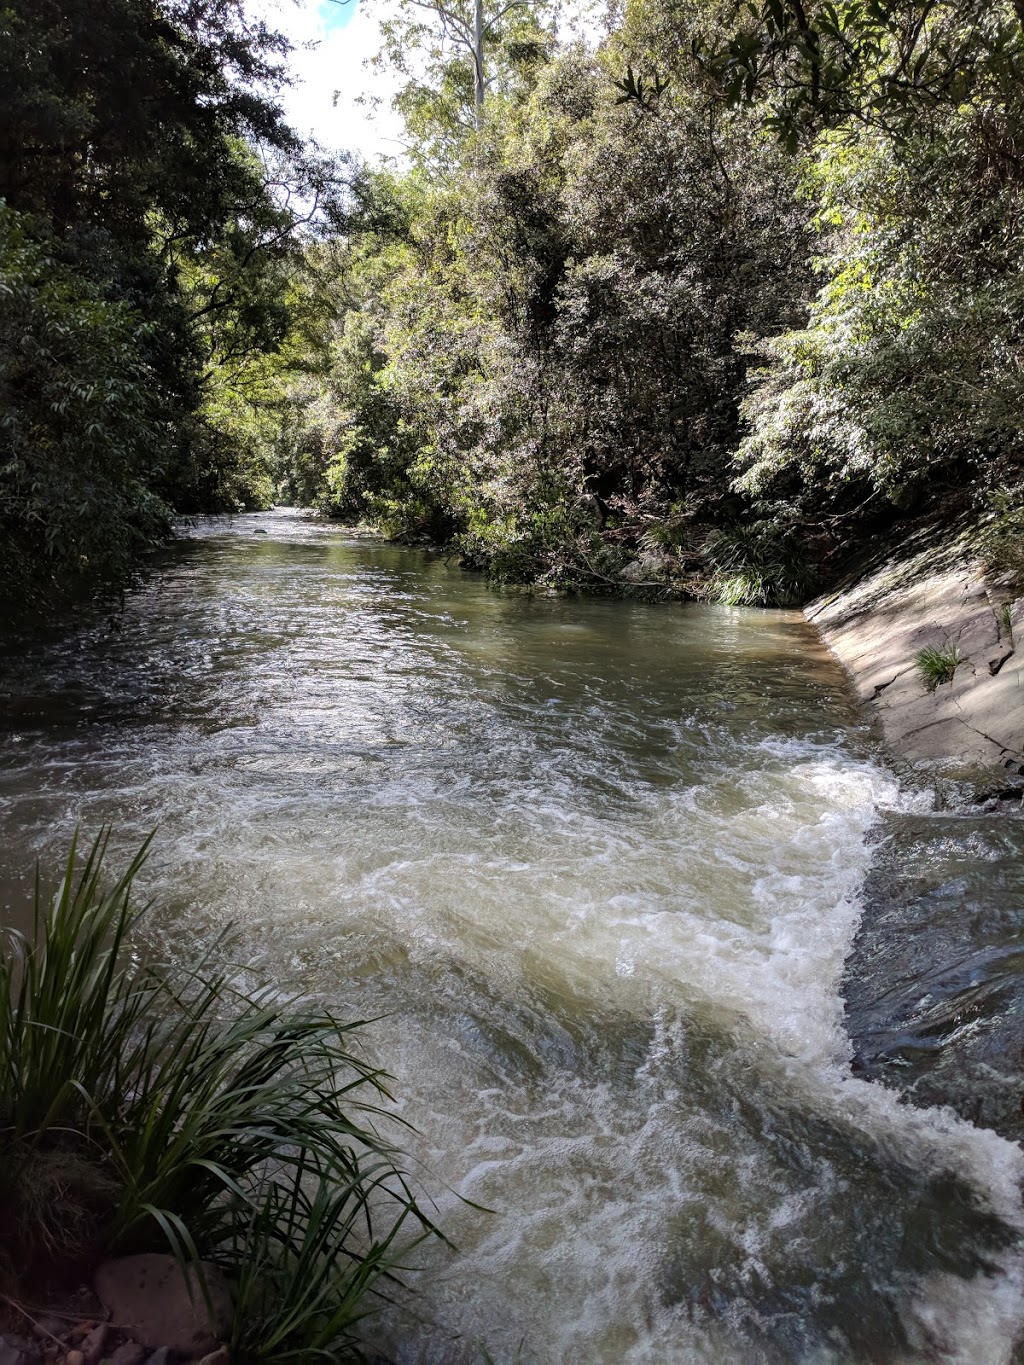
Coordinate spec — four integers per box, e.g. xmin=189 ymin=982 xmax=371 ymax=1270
xmin=817 ymin=533 xmax=1024 ymax=1147
xmin=805 ymin=533 xmax=1024 ymax=783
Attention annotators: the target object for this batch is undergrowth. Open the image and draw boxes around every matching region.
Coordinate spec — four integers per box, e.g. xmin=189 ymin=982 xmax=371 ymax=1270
xmin=0 ymin=831 xmax=441 ymax=1362
xmin=703 ymin=525 xmax=818 ymax=608
xmin=979 ymin=488 xmax=1024 ymax=583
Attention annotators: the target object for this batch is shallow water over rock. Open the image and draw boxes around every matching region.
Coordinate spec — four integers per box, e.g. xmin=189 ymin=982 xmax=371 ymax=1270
xmin=1 ymin=510 xmax=1022 ymax=1364
xmin=846 ymin=806 xmax=1024 ymax=1143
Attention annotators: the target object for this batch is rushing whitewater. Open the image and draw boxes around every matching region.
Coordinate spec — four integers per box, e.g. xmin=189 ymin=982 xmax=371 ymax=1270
xmin=0 ymin=510 xmax=1021 ymax=1363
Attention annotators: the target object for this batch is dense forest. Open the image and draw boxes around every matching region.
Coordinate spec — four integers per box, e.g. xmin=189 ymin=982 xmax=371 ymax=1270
xmin=5 ymin=0 xmax=1024 ymax=607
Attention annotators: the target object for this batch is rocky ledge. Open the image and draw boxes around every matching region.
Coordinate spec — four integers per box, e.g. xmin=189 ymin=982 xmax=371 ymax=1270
xmin=824 ymin=534 xmax=1024 ymax=1146
xmin=806 ymin=536 xmax=1024 ymax=775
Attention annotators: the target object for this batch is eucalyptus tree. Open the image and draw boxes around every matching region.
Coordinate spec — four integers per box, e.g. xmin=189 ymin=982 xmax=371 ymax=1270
xmin=375 ymin=0 xmax=552 ymax=152
xmin=413 ymin=0 xmax=535 ymax=124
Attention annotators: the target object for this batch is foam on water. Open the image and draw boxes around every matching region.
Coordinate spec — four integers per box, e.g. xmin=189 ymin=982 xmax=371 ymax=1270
xmin=1 ymin=511 xmax=1022 ymax=1362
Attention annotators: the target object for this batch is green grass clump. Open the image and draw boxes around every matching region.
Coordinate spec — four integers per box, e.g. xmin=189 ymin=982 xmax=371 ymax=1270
xmin=0 ymin=831 xmax=440 ymax=1362
xmin=916 ymin=642 xmax=964 ymax=691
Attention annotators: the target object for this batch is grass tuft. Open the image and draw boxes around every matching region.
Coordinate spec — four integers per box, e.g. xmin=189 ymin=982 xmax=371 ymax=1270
xmin=916 ymin=642 xmax=964 ymax=691
xmin=0 ymin=830 xmax=441 ymax=1362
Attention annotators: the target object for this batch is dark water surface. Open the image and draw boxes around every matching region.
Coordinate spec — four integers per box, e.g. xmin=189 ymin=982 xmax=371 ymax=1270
xmin=1 ymin=511 xmax=1022 ymax=1363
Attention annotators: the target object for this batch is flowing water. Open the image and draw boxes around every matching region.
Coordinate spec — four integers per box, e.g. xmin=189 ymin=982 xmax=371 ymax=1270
xmin=1 ymin=510 xmax=1023 ymax=1364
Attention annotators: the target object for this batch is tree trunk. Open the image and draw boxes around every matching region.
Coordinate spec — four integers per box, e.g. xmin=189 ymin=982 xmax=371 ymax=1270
xmin=474 ymin=0 xmax=485 ymax=128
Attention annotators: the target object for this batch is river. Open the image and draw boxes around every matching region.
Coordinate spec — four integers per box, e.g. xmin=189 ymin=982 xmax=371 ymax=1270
xmin=1 ymin=510 xmax=1022 ymax=1363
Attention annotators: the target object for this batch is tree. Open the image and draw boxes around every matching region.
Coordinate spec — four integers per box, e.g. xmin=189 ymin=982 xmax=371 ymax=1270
xmin=0 ymin=0 xmax=350 ymax=597
xmin=377 ymin=0 xmax=550 ymax=150
xmin=0 ymin=206 xmax=171 ymax=602
xmin=307 ymin=20 xmax=812 ymax=589
xmin=297 ymin=0 xmax=1024 ymax=604
xmin=409 ymin=0 xmax=534 ymax=124
xmin=695 ymin=0 xmax=1024 ymax=148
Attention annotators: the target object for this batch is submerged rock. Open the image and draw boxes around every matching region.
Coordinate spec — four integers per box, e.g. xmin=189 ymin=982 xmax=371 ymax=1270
xmin=105 ymin=1345 xmax=147 ymax=1365
xmin=844 ymin=802 xmax=1024 ymax=1142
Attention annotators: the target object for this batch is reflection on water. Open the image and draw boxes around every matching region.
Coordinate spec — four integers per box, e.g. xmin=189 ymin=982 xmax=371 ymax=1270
xmin=0 ymin=510 xmax=1022 ymax=1364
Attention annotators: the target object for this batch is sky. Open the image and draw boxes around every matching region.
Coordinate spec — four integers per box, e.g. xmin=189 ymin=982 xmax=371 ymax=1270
xmin=254 ymin=0 xmax=408 ymax=163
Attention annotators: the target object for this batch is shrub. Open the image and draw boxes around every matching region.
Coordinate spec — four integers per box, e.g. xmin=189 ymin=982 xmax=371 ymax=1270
xmin=704 ymin=524 xmax=819 ymax=607
xmin=0 ymin=831 xmax=439 ymax=1361
xmin=979 ymin=488 xmax=1024 ymax=584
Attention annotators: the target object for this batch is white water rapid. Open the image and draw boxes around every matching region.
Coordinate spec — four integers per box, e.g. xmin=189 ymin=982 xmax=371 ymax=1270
xmin=1 ymin=511 xmax=1021 ymax=1363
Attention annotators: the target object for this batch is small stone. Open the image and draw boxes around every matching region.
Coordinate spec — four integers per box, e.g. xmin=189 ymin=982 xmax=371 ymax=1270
xmin=194 ymin=1351 xmax=228 ymax=1365
xmin=65 ymin=1352 xmax=84 ymax=1365
xmin=105 ymin=1344 xmax=146 ymax=1365
xmin=145 ymin=1351 xmax=175 ymax=1365
xmin=29 ymin=1319 xmax=67 ymax=1344
xmin=988 ymin=648 xmax=1014 ymax=675
xmin=79 ymin=1328 xmax=109 ymax=1365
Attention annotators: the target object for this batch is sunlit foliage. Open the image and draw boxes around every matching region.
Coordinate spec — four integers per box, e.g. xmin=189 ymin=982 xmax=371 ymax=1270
xmin=302 ymin=0 xmax=1024 ymax=601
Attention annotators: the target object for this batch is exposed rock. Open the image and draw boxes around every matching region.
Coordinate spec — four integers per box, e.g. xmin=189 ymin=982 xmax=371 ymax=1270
xmin=65 ymin=1352 xmax=84 ymax=1365
xmin=194 ymin=1350 xmax=229 ymax=1365
xmin=144 ymin=1351 xmax=176 ymax=1365
xmin=806 ymin=540 xmax=1024 ymax=772
xmin=620 ymin=551 xmax=668 ymax=584
xmin=987 ymin=647 xmax=1014 ymax=675
xmin=94 ymin=1257 xmax=230 ymax=1359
